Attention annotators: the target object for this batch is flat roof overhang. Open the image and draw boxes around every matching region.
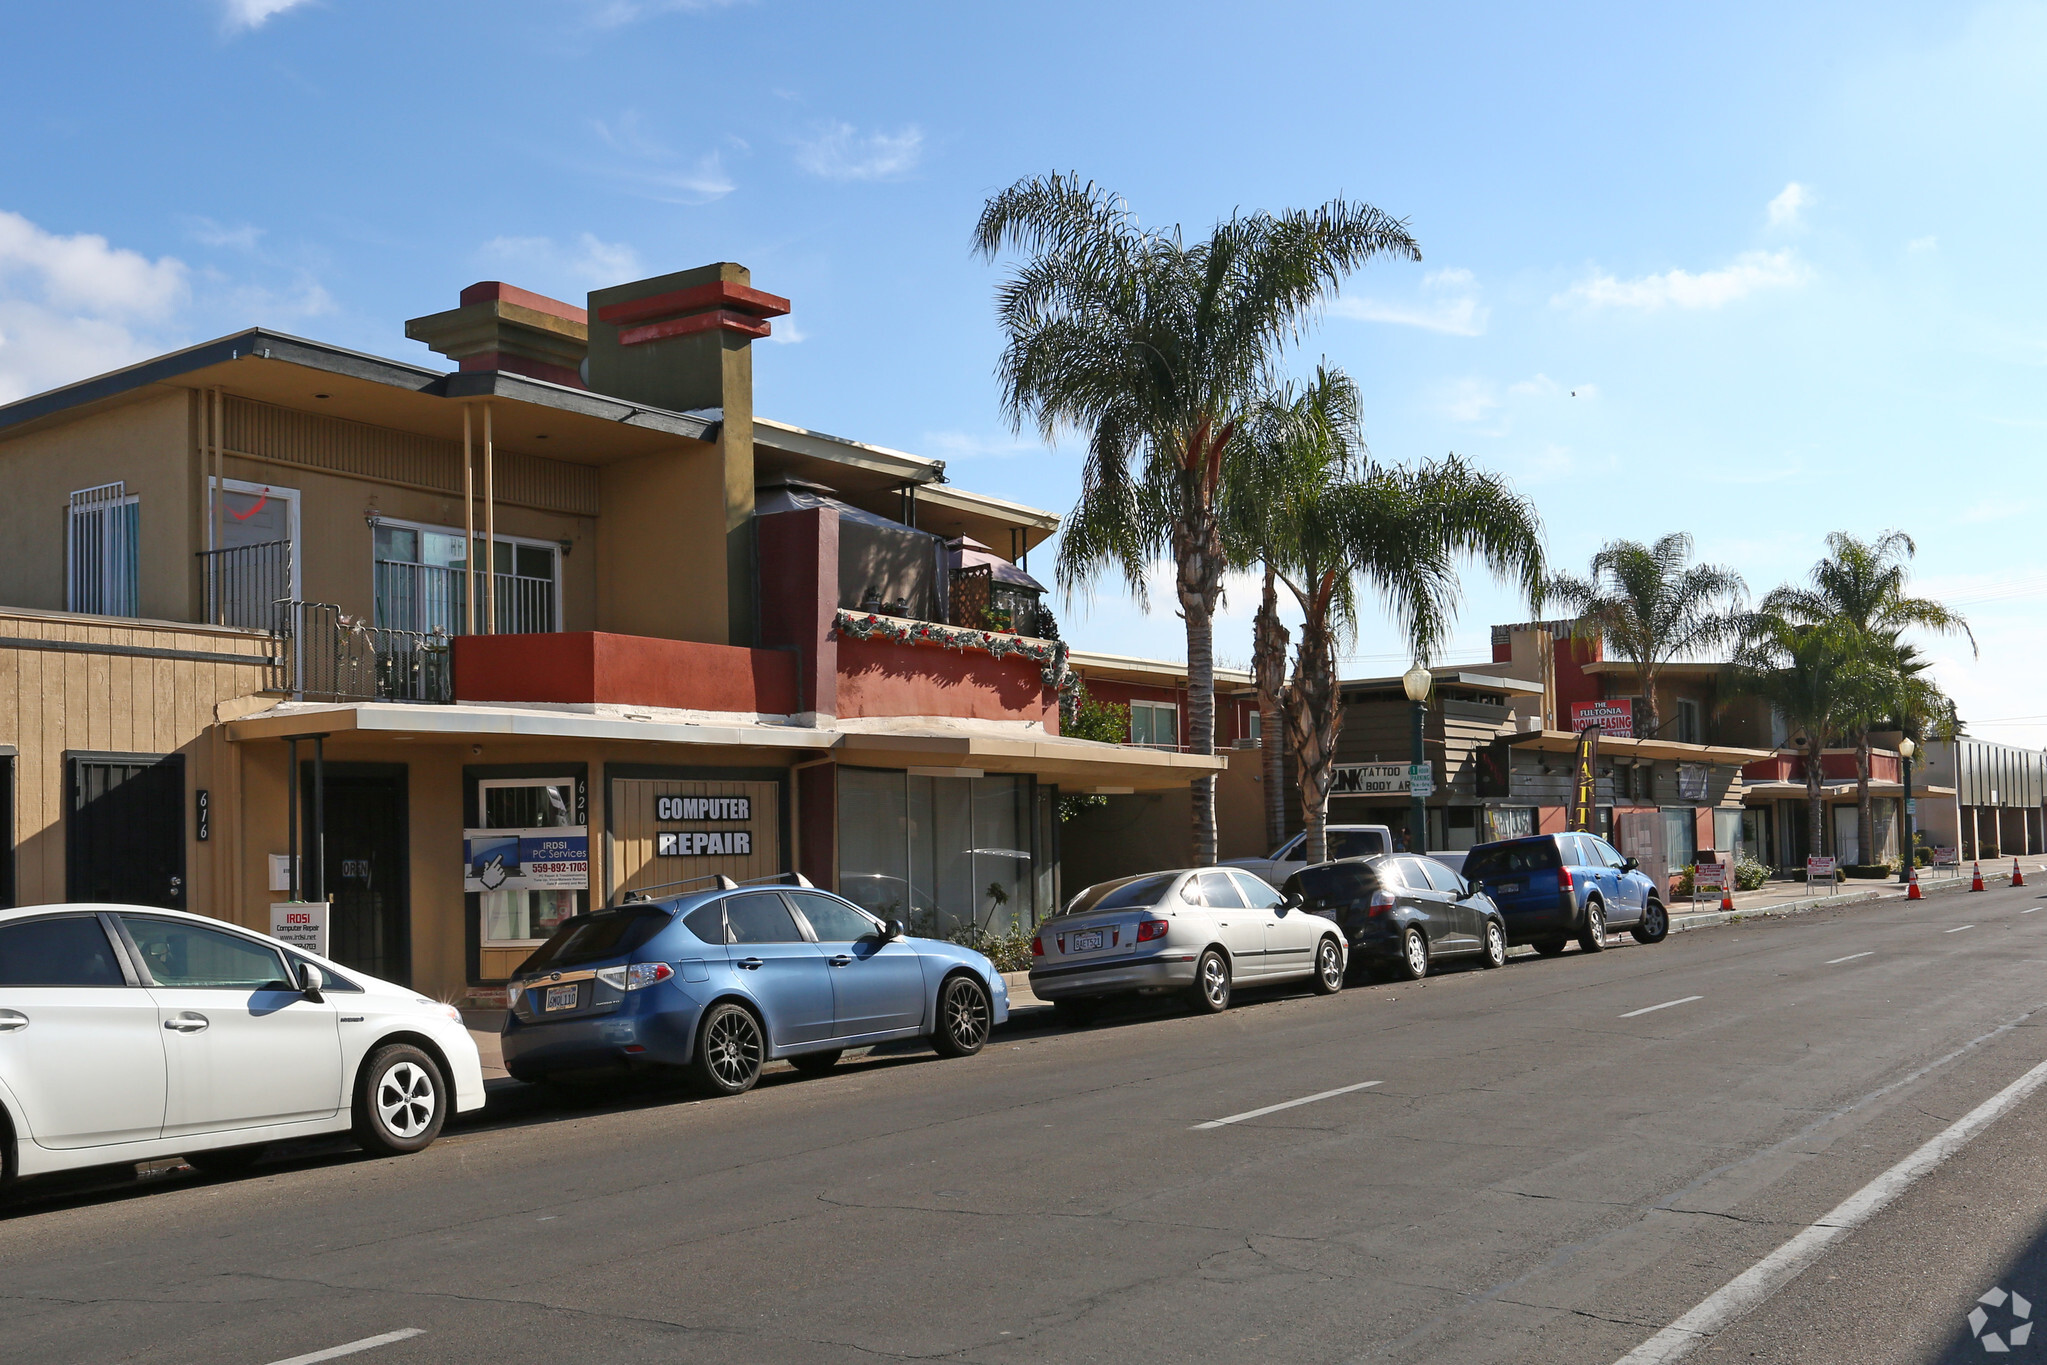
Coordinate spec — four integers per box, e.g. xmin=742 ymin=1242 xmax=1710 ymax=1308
xmin=224 ymin=702 xmax=1223 ymax=790
xmin=1067 ymin=650 xmax=1255 ymax=689
xmin=1742 ymin=780 xmax=1957 ymax=801
xmin=1504 ymin=729 xmax=1775 ymax=766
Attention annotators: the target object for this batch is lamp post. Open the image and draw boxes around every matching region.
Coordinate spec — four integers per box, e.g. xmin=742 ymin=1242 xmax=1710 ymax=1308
xmin=1403 ymin=663 xmax=1433 ymax=853
xmin=1898 ymin=736 xmax=1917 ymax=884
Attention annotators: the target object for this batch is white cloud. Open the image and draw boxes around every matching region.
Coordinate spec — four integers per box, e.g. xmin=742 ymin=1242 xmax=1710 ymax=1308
xmin=0 ymin=210 xmax=187 ymax=319
xmin=581 ymin=0 xmax=750 ymax=27
xmin=222 ymin=0 xmax=314 ymax=32
xmin=1328 ymin=266 xmax=1487 ymax=336
xmin=1437 ymin=378 xmax=1500 ymax=424
xmin=765 ymin=320 xmax=807 ymax=345
xmin=1909 ymin=234 xmax=1939 ymax=253
xmin=590 ymin=116 xmax=736 ymax=204
xmin=922 ymin=430 xmax=1043 ymax=460
xmin=1556 ymin=249 xmax=1810 ymax=310
xmin=479 ymin=232 xmax=644 ymax=290
xmin=188 ymin=218 xmax=265 ymax=251
xmin=794 ymin=122 xmax=923 ymax=182
xmin=1767 ymin=181 xmax=1813 ymax=228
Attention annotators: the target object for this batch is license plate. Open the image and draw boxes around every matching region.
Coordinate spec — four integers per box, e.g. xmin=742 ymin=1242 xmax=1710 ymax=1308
xmin=544 ymin=983 xmax=579 ymax=1012
xmin=1497 ymin=882 xmax=1521 ymax=894
xmin=1071 ymin=929 xmax=1104 ymax=952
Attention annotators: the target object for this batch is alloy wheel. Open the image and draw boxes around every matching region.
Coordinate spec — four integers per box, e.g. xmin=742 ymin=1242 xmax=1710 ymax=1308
xmin=1485 ymin=922 xmax=1506 ymax=967
xmin=1406 ymin=931 xmax=1429 ymax=979
xmin=1202 ymin=954 xmax=1229 ymax=1008
xmin=375 ymin=1061 xmax=436 ymax=1139
xmin=1318 ymin=940 xmax=1343 ymax=988
xmin=706 ymin=1008 xmax=763 ymax=1089
xmin=945 ymin=979 xmax=990 ymax=1052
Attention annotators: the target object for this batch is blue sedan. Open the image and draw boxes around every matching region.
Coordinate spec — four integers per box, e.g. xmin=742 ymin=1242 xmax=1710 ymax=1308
xmin=500 ymin=879 xmax=1009 ymax=1096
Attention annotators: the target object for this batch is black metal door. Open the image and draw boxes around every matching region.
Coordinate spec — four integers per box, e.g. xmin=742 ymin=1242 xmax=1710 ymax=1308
xmin=67 ymin=754 xmax=186 ymax=908
xmin=307 ymin=764 xmax=411 ymax=985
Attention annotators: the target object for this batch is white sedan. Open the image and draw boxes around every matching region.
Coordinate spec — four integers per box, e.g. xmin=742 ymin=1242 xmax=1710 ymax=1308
xmin=1028 ymin=867 xmax=1347 ymax=1021
xmin=0 ymin=904 xmax=484 ymax=1183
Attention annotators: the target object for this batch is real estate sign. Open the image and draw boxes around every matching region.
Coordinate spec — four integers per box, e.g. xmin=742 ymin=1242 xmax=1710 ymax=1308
xmin=1569 ymin=699 xmax=1636 ymax=738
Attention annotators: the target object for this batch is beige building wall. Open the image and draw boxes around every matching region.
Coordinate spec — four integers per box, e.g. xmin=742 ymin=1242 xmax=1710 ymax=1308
xmin=0 ymin=391 xmax=194 ymax=620
xmin=596 ymin=443 xmax=737 ymax=644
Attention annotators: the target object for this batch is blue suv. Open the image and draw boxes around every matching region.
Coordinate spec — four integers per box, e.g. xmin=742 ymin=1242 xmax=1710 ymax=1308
xmin=500 ymin=878 xmax=1008 ymax=1096
xmin=1462 ymin=833 xmax=1668 ymax=956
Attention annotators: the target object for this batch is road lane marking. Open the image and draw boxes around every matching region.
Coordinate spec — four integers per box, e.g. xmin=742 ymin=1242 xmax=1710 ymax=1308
xmin=1947 ymin=925 xmax=1974 ymax=933
xmin=1193 ymin=1080 xmax=1381 ymax=1130
xmin=1825 ymin=952 xmax=1874 ymax=965
xmin=2024 ymin=908 xmax=2039 ymax=914
xmin=1619 ymin=996 xmax=1702 ymax=1019
xmin=1610 ymin=1058 xmax=2047 ymax=1365
xmin=260 ymin=1329 xmax=425 ymax=1365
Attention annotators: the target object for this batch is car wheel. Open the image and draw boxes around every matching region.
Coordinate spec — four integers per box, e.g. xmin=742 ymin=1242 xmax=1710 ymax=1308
xmin=1394 ymin=927 xmax=1431 ymax=981
xmin=691 ymin=1002 xmax=766 ymax=1097
xmin=788 ymin=1049 xmax=842 ymax=1076
xmin=1632 ymin=899 xmax=1669 ymax=944
xmin=1480 ymin=920 xmax=1508 ymax=969
xmin=1579 ymin=899 xmax=1608 ymax=953
xmin=1533 ymin=937 xmax=1570 ymax=958
xmin=932 ymin=974 xmax=992 ymax=1058
xmin=1052 ymin=997 xmax=1100 ymax=1026
xmin=352 ymin=1043 xmax=448 ymax=1157
xmin=1309 ymin=936 xmax=1345 ymax=995
xmin=185 ymin=1144 xmax=266 ymax=1177
xmin=1189 ymin=949 xmax=1232 ymax=1013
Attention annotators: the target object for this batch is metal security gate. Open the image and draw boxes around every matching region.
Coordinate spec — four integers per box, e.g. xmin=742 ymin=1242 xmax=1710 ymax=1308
xmin=67 ymin=754 xmax=186 ymax=909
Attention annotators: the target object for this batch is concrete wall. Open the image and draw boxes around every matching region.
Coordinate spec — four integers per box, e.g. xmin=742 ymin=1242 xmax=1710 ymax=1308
xmin=836 ymin=635 xmax=1059 ymax=728
xmin=452 ymin=631 xmax=799 ymax=714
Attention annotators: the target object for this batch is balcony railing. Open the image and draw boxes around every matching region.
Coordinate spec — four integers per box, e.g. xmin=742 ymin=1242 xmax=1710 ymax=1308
xmin=947 ymin=566 xmax=1046 ymax=638
xmin=276 ymin=600 xmax=451 ymax=703
xmin=198 ymin=539 xmax=293 ymax=631
xmin=375 ymin=559 xmax=555 ymax=636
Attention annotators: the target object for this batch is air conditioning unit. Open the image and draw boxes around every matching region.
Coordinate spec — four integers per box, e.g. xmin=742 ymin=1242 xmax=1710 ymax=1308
xmin=1232 ymin=737 xmax=1263 ymax=749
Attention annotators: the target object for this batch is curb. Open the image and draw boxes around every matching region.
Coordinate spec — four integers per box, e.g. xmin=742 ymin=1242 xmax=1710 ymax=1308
xmin=1668 ymin=869 xmax=2019 ymax=935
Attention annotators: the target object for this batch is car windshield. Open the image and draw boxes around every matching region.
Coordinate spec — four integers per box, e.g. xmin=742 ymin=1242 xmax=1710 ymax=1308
xmin=516 ymin=908 xmax=671 ymax=974
xmin=1464 ymin=840 xmax=1561 ymax=879
xmin=1070 ymin=873 xmax=1177 ymax=915
xmin=1328 ymin=829 xmax=1386 ymax=859
xmin=1287 ymin=862 xmax=1377 ymax=908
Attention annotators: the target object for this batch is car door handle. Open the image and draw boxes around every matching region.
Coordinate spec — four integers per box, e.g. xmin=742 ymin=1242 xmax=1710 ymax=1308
xmin=827 ymin=955 xmax=853 ymax=967
xmin=164 ymin=1013 xmax=209 ymax=1033
xmin=0 ymin=1010 xmax=26 ymax=1033
xmin=736 ymin=957 xmax=764 ymax=970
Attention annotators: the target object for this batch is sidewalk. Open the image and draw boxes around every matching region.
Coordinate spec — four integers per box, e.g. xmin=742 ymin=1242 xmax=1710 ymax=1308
xmin=1665 ymin=857 xmax=2046 ymax=934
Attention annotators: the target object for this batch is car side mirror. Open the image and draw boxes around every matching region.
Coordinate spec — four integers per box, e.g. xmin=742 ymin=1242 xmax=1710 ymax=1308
xmin=1283 ymin=891 xmax=1303 ymax=909
xmin=882 ymin=919 xmax=904 ymax=941
xmin=296 ymin=961 xmax=324 ymax=1000
xmin=1622 ymin=858 xmax=1639 ymax=872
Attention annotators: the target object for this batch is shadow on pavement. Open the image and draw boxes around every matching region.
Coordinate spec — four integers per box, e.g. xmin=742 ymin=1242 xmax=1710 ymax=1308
xmin=1918 ymin=1206 xmax=2047 ymax=1362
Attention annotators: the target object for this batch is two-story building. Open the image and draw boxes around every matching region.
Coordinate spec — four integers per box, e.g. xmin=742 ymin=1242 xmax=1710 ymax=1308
xmin=0 ymin=263 xmax=1220 ymax=1003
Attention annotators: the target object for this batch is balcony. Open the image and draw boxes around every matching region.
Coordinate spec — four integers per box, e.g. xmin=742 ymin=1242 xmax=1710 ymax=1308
xmin=276 ymin=600 xmax=451 ymax=704
xmin=198 ymin=539 xmax=293 ymax=632
xmin=375 ymin=559 xmax=555 ymax=637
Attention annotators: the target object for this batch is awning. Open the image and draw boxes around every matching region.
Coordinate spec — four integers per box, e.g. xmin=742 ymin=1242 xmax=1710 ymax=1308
xmin=1504 ymin=729 xmax=1774 ymax=766
xmin=1743 ymin=780 xmax=1957 ymax=802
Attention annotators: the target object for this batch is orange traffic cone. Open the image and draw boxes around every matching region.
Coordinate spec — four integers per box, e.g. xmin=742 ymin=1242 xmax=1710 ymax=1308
xmin=1719 ymin=880 xmax=1735 ymax=911
xmin=1907 ymin=865 xmax=1922 ymax=900
xmin=1971 ymin=861 xmax=1986 ymax=892
xmin=2013 ymin=859 xmax=2026 ymax=889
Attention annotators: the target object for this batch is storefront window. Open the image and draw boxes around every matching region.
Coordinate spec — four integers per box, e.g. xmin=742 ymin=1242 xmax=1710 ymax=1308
xmin=475 ymin=777 xmax=584 ymax=945
xmin=839 ymin=769 xmax=1037 ymax=936
xmin=1661 ymin=807 xmax=1698 ymax=868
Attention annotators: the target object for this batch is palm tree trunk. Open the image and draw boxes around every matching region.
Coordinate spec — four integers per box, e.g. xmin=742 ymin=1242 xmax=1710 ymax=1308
xmin=1253 ymin=564 xmax=1290 ymax=853
xmin=1285 ymin=578 xmax=1342 ymax=866
xmin=1174 ymin=478 xmax=1226 ymax=867
xmin=1855 ymin=729 xmax=1874 ymax=866
xmin=1805 ymin=738 xmax=1826 ymax=861
xmin=1641 ymin=664 xmax=1661 ymax=738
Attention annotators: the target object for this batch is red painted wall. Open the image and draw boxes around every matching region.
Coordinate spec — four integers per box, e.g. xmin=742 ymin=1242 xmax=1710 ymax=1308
xmin=1742 ymin=751 xmax=1902 ymax=782
xmin=1552 ymin=637 xmax=1604 ymax=719
xmin=454 ymin=631 xmax=799 ymax=714
xmin=1073 ymin=677 xmax=1250 ymax=748
xmin=758 ymin=506 xmax=839 ymax=717
xmin=836 ymin=636 xmax=1059 ymax=728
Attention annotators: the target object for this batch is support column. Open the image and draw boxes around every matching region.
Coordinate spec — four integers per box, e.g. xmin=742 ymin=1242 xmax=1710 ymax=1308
xmin=462 ymin=406 xmax=476 ymax=635
xmin=483 ymin=402 xmax=496 ymax=635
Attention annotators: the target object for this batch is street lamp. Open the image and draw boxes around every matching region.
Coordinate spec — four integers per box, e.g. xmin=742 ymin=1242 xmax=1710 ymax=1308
xmin=1403 ymin=663 xmax=1433 ymax=853
xmin=1898 ymin=736 xmax=1917 ymax=884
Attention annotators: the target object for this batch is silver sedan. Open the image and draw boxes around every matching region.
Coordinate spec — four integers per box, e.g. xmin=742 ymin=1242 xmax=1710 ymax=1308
xmin=1027 ymin=867 xmax=1347 ymax=1022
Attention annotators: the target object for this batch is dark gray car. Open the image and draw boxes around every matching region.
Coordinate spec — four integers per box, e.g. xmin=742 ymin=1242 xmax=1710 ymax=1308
xmin=1282 ymin=854 xmax=1508 ymax=981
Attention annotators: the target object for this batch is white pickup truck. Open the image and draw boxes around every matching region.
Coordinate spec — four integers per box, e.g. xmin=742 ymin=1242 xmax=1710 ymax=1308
xmin=1224 ymin=824 xmax=1395 ymax=890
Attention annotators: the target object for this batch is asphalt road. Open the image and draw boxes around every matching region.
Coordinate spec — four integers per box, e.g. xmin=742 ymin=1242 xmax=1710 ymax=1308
xmin=6 ymin=881 xmax=2047 ymax=1365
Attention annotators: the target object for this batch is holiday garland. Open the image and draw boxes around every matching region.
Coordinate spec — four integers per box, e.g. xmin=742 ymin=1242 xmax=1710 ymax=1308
xmin=834 ymin=610 xmax=1079 ymax=705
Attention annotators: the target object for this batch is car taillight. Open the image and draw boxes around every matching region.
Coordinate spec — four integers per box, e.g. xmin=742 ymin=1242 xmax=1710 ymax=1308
xmin=1136 ymin=919 xmax=1169 ymax=942
xmin=599 ymin=963 xmax=674 ymax=991
xmin=1558 ymin=867 xmax=1574 ymax=892
xmin=1031 ymin=936 xmax=1045 ymax=957
xmin=1367 ymin=890 xmax=1397 ymax=917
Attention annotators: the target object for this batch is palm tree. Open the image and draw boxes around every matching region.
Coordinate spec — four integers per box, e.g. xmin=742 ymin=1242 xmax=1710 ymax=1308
xmin=1225 ymin=376 xmax=1545 ymax=864
xmin=974 ymin=175 xmax=1421 ymax=864
xmin=1762 ymin=532 xmax=1974 ymax=864
xmin=1543 ymin=533 xmax=1747 ymax=740
xmin=1731 ymin=618 xmax=1868 ymax=863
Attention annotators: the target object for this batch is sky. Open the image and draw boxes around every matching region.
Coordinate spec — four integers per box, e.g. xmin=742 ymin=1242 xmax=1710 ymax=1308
xmin=4 ymin=2 xmax=2045 ymax=743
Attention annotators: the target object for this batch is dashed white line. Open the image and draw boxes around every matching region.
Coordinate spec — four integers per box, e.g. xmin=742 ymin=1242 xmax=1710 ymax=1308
xmin=1946 ymin=925 xmax=1975 ymax=933
xmin=1610 ymin=1059 xmax=2047 ymax=1364
xmin=260 ymin=1329 xmax=425 ymax=1365
xmin=2024 ymin=908 xmax=2039 ymax=915
xmin=1193 ymin=1080 xmax=1381 ymax=1130
xmin=1826 ymin=952 xmax=1874 ymax=965
xmin=1619 ymin=995 xmax=1703 ymax=1019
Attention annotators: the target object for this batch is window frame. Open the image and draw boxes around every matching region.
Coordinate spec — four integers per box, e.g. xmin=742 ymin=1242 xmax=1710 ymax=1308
xmin=1129 ymin=700 xmax=1181 ymax=751
xmin=369 ymin=514 xmax=563 ymax=634
xmin=477 ymin=775 xmax=586 ymax=949
xmin=66 ymin=482 xmax=140 ymax=617
xmin=0 ymin=912 xmax=137 ymax=988
xmin=785 ymin=890 xmax=883 ymax=943
xmin=115 ymin=913 xmax=293 ymax=991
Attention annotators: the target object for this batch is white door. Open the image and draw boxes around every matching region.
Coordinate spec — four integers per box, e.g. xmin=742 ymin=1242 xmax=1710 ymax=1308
xmin=1192 ymin=871 xmax=1265 ymax=975
xmin=119 ymin=915 xmax=342 ymax=1138
xmin=1234 ymin=871 xmax=1316 ymax=981
xmin=1833 ymin=807 xmax=1860 ymax=865
xmin=209 ymin=478 xmax=300 ymax=629
xmin=0 ymin=914 xmax=167 ymax=1150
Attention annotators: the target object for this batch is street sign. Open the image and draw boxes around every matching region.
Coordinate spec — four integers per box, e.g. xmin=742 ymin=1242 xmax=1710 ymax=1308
xmin=1806 ymin=856 xmax=1837 ymax=894
xmin=1906 ymin=799 xmax=1918 ymax=816
xmin=1407 ymin=763 xmax=1435 ymax=798
xmin=270 ymin=901 xmax=329 ymax=956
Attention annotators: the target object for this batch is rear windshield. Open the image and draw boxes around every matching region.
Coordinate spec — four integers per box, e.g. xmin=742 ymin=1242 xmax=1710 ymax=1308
xmin=1465 ymin=840 xmax=1561 ymax=879
xmin=517 ymin=908 xmax=671 ymax=974
xmin=1069 ymin=873 xmax=1176 ymax=916
xmin=1328 ymin=829 xmax=1388 ymax=860
xmin=1286 ymin=861 xmax=1378 ymax=908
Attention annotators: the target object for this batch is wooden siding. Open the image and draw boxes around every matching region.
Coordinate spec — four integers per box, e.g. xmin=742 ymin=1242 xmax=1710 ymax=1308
xmin=0 ymin=609 xmax=273 ymax=910
xmin=609 ymin=777 xmax=782 ymax=900
xmin=223 ymin=395 xmax=600 ymax=518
